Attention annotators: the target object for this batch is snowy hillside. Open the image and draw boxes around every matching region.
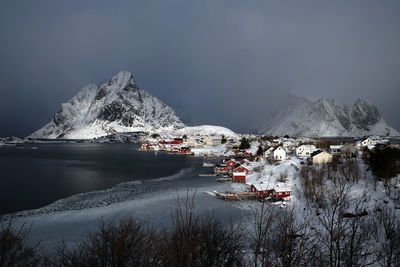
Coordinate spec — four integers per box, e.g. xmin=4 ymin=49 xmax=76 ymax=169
xmin=171 ymin=125 xmax=239 ymax=138
xmin=262 ymin=96 xmax=399 ymax=137
xmin=31 ymin=71 xmax=185 ymax=139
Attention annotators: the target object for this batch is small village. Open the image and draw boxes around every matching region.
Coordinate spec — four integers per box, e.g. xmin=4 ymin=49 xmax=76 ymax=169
xmin=138 ymin=133 xmax=400 ymax=204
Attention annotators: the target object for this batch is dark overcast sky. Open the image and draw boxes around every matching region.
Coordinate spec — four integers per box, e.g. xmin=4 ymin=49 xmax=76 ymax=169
xmin=1 ymin=0 xmax=399 ymax=136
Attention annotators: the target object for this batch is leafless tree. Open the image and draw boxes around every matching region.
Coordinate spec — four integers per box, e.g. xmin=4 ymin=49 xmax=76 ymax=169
xmin=312 ymin=181 xmax=374 ymax=266
xmin=251 ymin=202 xmax=275 ymax=267
xmin=269 ymin=206 xmax=317 ymax=267
xmin=51 ymin=218 xmax=156 ymax=267
xmin=0 ymin=218 xmax=40 ymax=266
xmin=374 ymin=206 xmax=400 ymax=267
xmin=338 ymin=159 xmax=360 ymax=183
xmin=299 ymin=166 xmax=325 ymax=206
xmin=156 ymin=193 xmax=246 ymax=267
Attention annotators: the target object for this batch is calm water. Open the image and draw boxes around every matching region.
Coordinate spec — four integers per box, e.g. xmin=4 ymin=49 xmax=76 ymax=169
xmin=0 ymin=143 xmax=210 ymax=214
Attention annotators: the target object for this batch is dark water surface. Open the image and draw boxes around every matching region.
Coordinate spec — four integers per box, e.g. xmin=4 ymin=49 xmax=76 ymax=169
xmin=0 ymin=143 xmax=207 ymax=214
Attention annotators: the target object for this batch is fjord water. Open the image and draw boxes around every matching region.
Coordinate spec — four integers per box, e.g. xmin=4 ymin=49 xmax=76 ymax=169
xmin=0 ymin=143 xmax=208 ymax=214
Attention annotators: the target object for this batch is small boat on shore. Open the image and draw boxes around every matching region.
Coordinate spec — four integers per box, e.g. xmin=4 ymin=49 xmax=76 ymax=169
xmin=202 ymin=162 xmax=215 ymax=167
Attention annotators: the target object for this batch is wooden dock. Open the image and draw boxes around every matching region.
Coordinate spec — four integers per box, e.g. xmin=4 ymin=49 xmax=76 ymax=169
xmin=213 ymin=190 xmax=257 ymax=201
xmin=216 ymin=177 xmax=232 ymax=182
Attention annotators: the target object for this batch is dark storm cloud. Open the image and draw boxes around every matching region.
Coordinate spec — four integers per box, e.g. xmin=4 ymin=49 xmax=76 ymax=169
xmin=0 ymin=0 xmax=399 ymax=136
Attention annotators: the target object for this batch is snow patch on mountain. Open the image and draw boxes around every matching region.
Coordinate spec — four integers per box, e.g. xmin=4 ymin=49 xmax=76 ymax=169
xmin=31 ymin=71 xmax=185 ymax=139
xmin=171 ymin=125 xmax=239 ymax=138
xmin=262 ymin=96 xmax=399 ymax=137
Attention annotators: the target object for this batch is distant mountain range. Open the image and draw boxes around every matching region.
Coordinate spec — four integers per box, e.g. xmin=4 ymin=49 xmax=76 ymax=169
xmin=261 ymin=96 xmax=399 ymax=137
xmin=31 ymin=72 xmax=399 ymax=139
xmin=31 ymin=71 xmax=184 ymax=139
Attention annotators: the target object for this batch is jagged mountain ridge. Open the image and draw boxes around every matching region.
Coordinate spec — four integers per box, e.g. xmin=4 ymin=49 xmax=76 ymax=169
xmin=262 ymin=96 xmax=399 ymax=137
xmin=31 ymin=71 xmax=185 ymax=139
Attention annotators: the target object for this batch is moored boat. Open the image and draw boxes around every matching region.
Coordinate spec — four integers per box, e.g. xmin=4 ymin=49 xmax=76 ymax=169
xmin=202 ymin=162 xmax=215 ymax=167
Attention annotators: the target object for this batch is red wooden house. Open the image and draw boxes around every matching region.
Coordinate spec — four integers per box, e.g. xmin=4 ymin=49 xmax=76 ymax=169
xmin=160 ymin=138 xmax=184 ymax=145
xmin=233 ymin=165 xmax=249 ymax=175
xmin=225 ymin=159 xmax=237 ymax=168
xmin=272 ymin=187 xmax=291 ymax=199
xmin=241 ymin=152 xmax=252 ymax=158
xmin=139 ymin=144 xmax=147 ymax=150
xmin=214 ymin=164 xmax=230 ymax=174
xmin=139 ymin=143 xmax=157 ymax=151
xmin=232 ymin=172 xmax=246 ymax=182
xmin=231 ymin=165 xmax=249 ymax=182
xmin=179 ymin=147 xmax=191 ymax=154
xmin=250 ymin=183 xmax=274 ymax=197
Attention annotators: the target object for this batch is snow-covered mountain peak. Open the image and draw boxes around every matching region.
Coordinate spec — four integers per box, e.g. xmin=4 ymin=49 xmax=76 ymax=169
xmin=31 ymin=71 xmax=185 ymax=139
xmin=108 ymin=70 xmax=136 ymax=88
xmin=351 ymin=98 xmax=380 ymax=131
xmin=263 ymin=96 xmax=398 ymax=137
xmin=287 ymin=95 xmax=310 ymax=104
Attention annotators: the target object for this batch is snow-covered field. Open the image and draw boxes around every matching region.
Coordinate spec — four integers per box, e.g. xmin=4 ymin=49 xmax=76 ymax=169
xmin=11 ymin=177 xmax=249 ymax=250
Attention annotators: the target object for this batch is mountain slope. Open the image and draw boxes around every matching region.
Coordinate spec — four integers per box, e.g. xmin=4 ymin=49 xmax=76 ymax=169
xmin=31 ymin=71 xmax=185 ymax=139
xmin=262 ymin=96 xmax=399 ymax=137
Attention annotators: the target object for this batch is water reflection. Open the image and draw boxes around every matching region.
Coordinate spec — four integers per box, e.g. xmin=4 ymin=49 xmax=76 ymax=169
xmin=0 ymin=143 xmax=198 ymax=214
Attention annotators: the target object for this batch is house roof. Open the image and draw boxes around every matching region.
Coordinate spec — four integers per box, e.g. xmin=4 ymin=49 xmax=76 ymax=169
xmin=265 ymin=146 xmax=275 ymax=152
xmin=296 ymin=144 xmax=315 ymax=150
xmin=362 ymin=138 xmax=373 ymax=142
xmin=310 ymin=150 xmax=323 ymax=157
xmin=273 ymin=146 xmax=285 ymax=152
xmin=330 ymin=145 xmax=343 ymax=149
xmin=274 ymin=187 xmax=291 ymax=193
xmin=233 ymin=165 xmax=248 ymax=171
xmin=232 ymin=163 xmax=241 ymax=169
xmin=252 ymin=183 xmax=274 ymax=191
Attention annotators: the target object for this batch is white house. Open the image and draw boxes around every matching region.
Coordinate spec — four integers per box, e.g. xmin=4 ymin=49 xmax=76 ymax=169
xmin=263 ymin=147 xmax=275 ymax=160
xmin=329 ymin=145 xmax=343 ymax=155
xmin=184 ymin=138 xmax=204 ymax=148
xmin=271 ymin=146 xmax=287 ymax=161
xmin=204 ymin=136 xmax=222 ymax=146
xmin=357 ymin=138 xmax=377 ymax=148
xmin=295 ymin=144 xmax=316 ymax=158
xmin=310 ymin=150 xmax=333 ymax=164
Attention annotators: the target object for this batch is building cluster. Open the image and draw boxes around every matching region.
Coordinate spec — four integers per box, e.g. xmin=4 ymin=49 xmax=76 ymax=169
xmin=139 ymin=135 xmax=242 ymax=155
xmin=139 ymin=138 xmax=193 ymax=154
xmin=139 ymin=134 xmax=399 ymax=202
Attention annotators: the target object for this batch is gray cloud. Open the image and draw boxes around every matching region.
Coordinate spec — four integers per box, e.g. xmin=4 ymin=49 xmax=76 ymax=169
xmin=0 ymin=0 xmax=399 ymax=136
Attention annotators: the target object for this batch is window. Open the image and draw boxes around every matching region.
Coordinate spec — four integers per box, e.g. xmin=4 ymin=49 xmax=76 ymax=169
xmin=278 ymin=192 xmax=282 ymax=195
